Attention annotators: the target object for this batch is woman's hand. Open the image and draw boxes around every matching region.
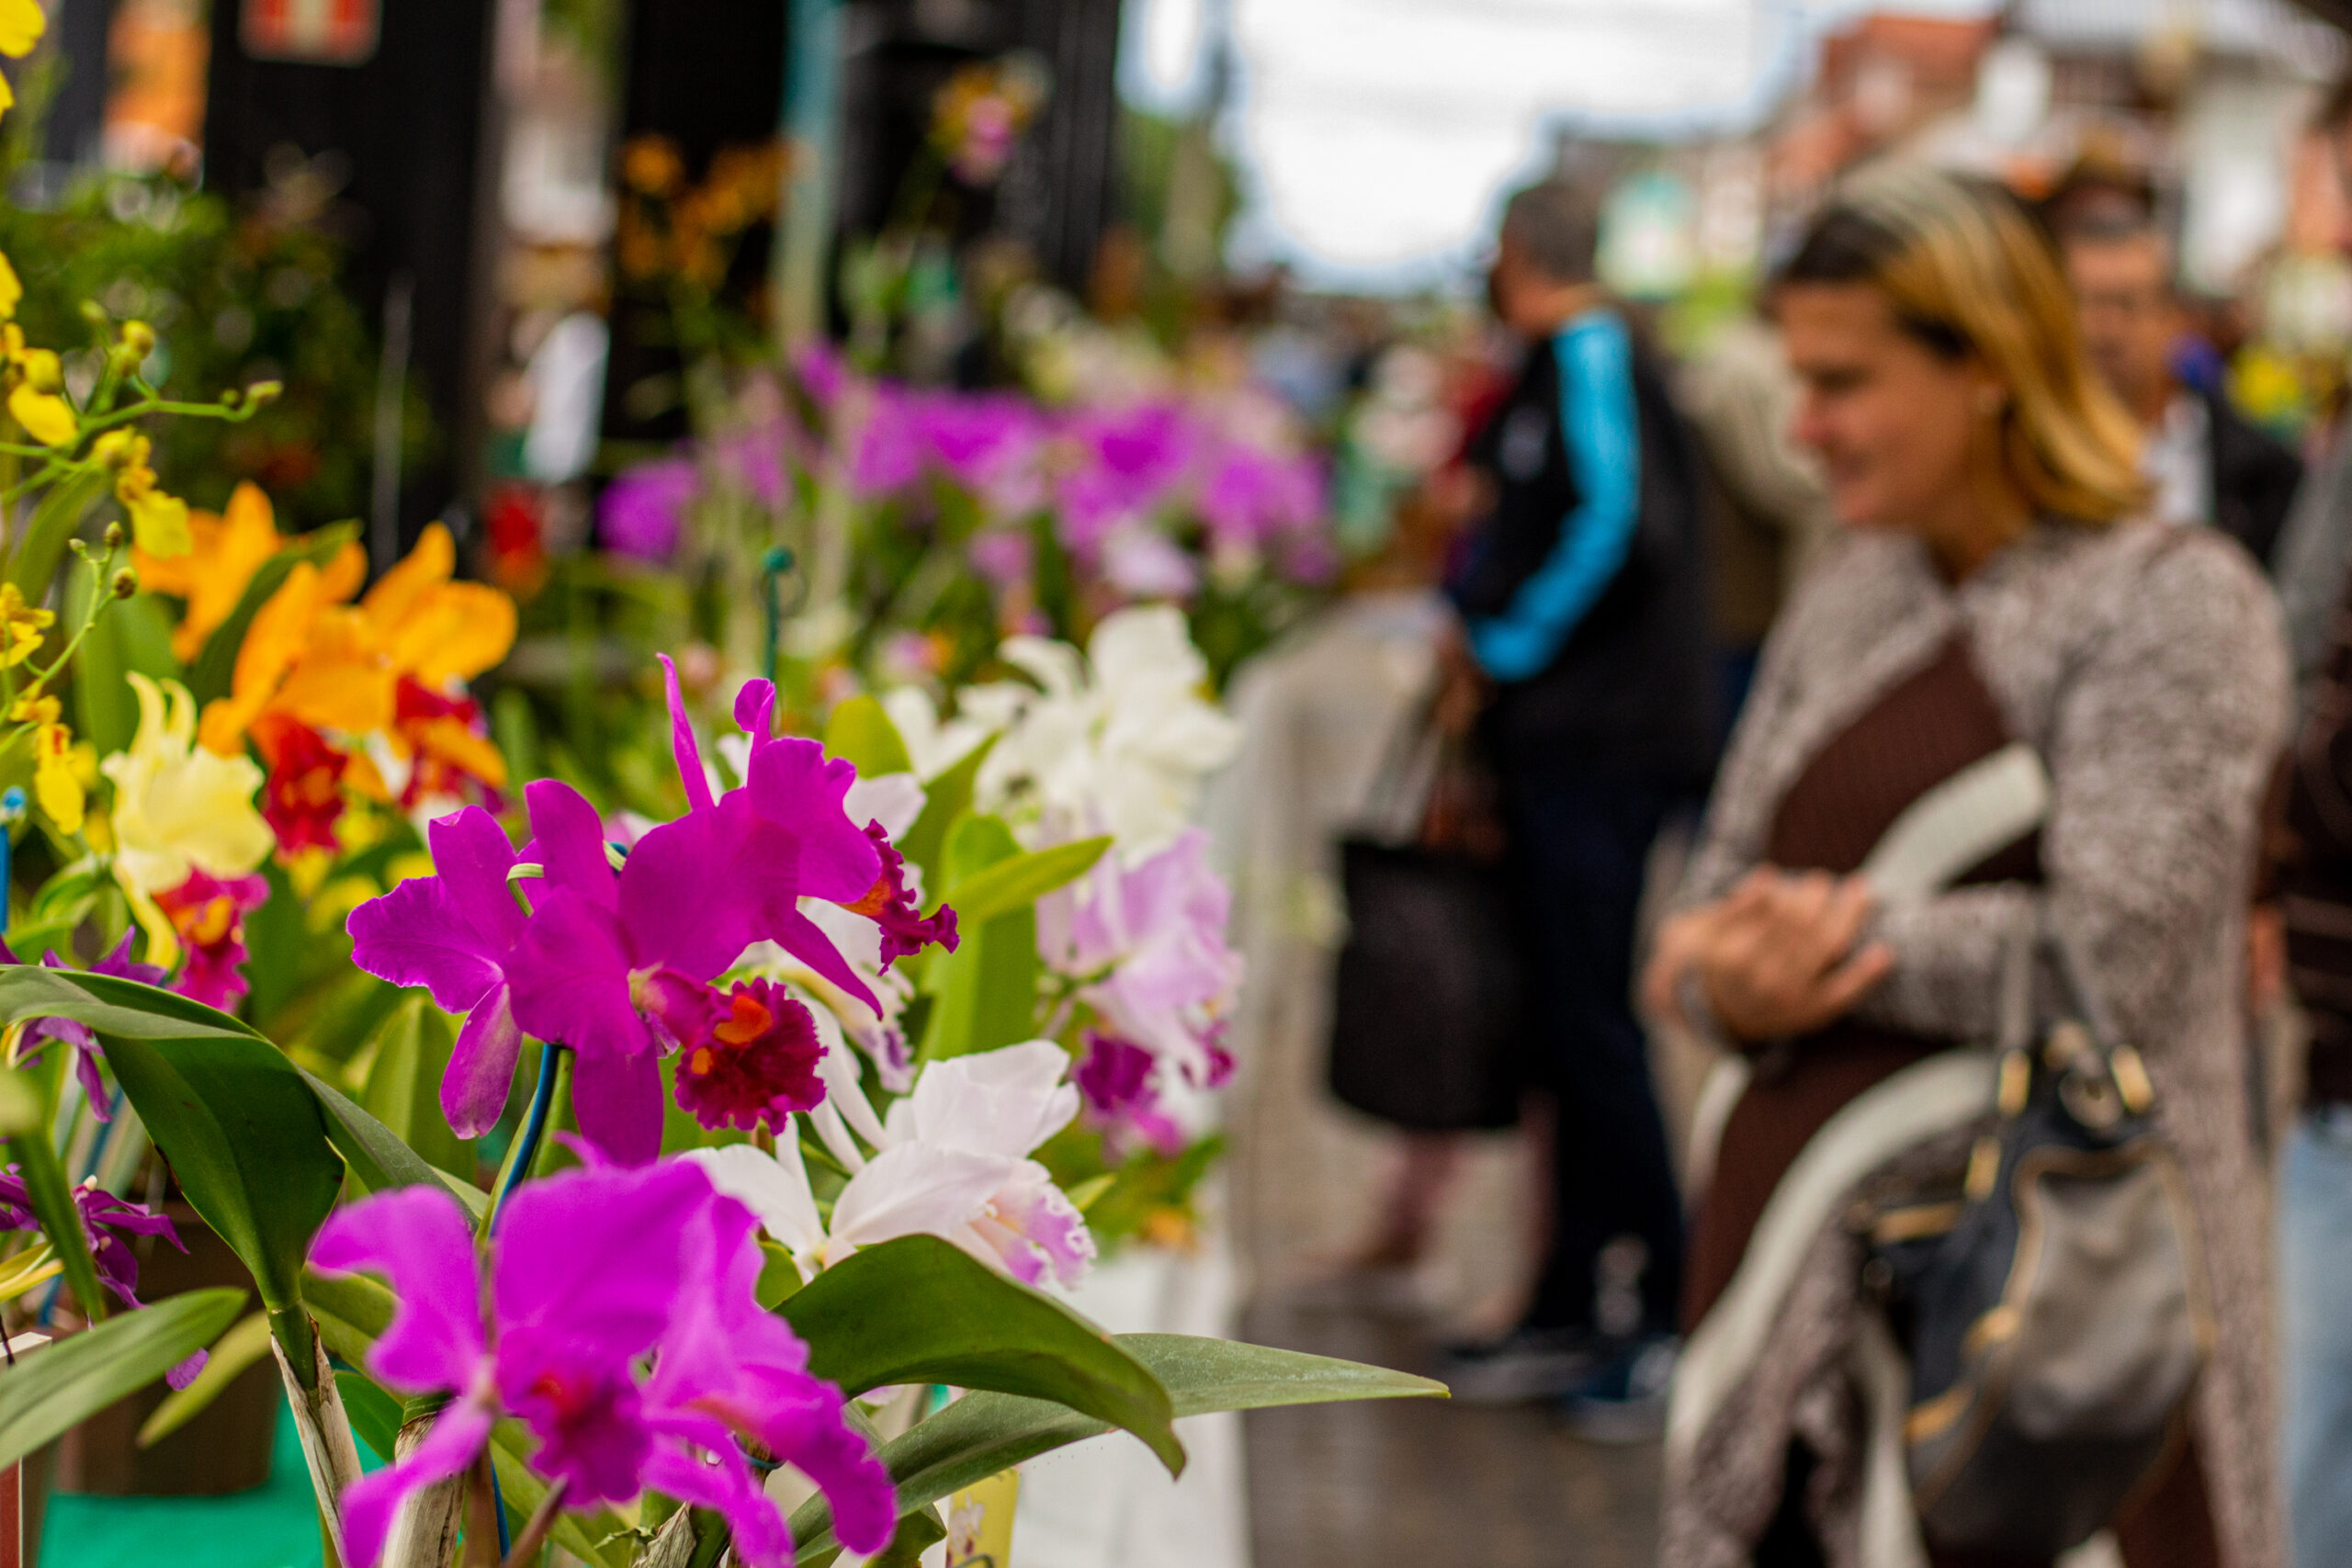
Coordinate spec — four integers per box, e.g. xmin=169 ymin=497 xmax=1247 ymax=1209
xmin=1656 ymin=868 xmax=1895 ymax=1043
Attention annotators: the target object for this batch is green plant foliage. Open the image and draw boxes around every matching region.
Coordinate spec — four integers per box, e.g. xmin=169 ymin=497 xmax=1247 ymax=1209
xmin=820 ymin=694 xmax=914 ymax=779
xmin=67 ymin=559 xmax=181 ymax=758
xmin=333 ymin=1367 xmax=403 ymax=1464
xmin=301 ymin=1069 xmax=489 ymax=1218
xmin=357 ymin=997 xmax=475 ymax=1182
xmin=895 ymin=737 xmax=991 ymax=900
xmin=0 ymin=1286 xmax=244 ymax=1471
xmin=787 ymin=1333 xmax=1447 ymax=1560
xmin=5 ymin=1128 xmax=105 ymax=1325
xmin=937 ymin=835 xmax=1109 ymax=925
xmin=779 ymin=1235 xmax=1179 ymax=1470
xmin=919 ymin=815 xmax=1038 ymax=1061
xmin=137 ymin=1309 xmax=271 ymax=1447
xmin=0 ymin=969 xmax=345 ymax=1380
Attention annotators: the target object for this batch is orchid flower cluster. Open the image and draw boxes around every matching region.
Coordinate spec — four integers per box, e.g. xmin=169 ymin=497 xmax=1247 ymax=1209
xmin=598 ymin=344 xmax=1332 ymax=629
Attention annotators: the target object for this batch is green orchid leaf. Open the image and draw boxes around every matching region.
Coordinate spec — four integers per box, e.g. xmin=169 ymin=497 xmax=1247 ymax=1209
xmin=781 ymin=1235 xmax=1179 ymax=1472
xmin=301 ymin=1265 xmax=391 ymax=1365
xmin=919 ymin=815 xmax=1037 ymax=1062
xmin=822 ymin=694 xmax=915 ymax=779
xmin=137 ymin=1308 xmax=270 ymax=1447
xmin=787 ymin=1333 xmax=1446 ymax=1560
xmin=187 ymin=522 xmax=360 ymax=705
xmin=897 ymin=737 xmax=993 ymax=897
xmin=357 ymin=998 xmax=474 ymax=1179
xmin=0 ymin=969 xmax=345 ymax=1379
xmin=937 ymin=835 xmax=1110 ymax=925
xmin=301 ymin=1069 xmax=489 ymax=1219
xmin=0 ymin=1286 xmax=244 ymax=1471
xmin=333 ymin=1368 xmax=403 ymax=1464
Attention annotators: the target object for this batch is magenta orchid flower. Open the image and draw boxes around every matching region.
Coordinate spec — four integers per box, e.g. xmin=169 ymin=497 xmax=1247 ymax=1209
xmin=346 ymin=807 xmax=529 ymax=1143
xmin=0 ymin=1168 xmax=205 ymax=1387
xmin=1073 ymin=1032 xmax=1184 ymax=1159
xmin=310 ymin=1160 xmax=894 ymax=1568
xmin=154 ymin=868 xmax=269 ymax=1011
xmin=0 ymin=932 xmax=167 ymax=1121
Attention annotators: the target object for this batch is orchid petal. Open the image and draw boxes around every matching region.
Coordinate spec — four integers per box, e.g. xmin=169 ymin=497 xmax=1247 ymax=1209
xmin=797 ymin=991 xmax=888 ymax=1149
xmin=345 ymin=875 xmax=505 ymax=1014
xmin=494 ymin=1159 xmax=707 ymax=1342
xmin=566 ymin=1044 xmax=666 ymax=1166
xmin=424 ymin=807 xmax=524 ymax=952
xmin=659 ymin=655 xmax=715 ymax=813
xmin=743 ymin=738 xmax=879 ymax=904
xmin=506 ymin=888 xmax=647 ymax=1063
xmin=890 ymin=1040 xmax=1079 ymax=1159
xmin=340 ymin=1395 xmax=495 ymax=1568
xmin=733 ymin=678 xmax=776 ymax=744
xmin=686 ymin=1144 xmax=825 ymax=1261
xmin=614 ymin=806 xmax=759 ymax=980
xmin=309 ymin=1186 xmax=487 ymax=1393
xmin=441 ymin=983 xmax=521 ymax=1139
xmin=639 ymin=1442 xmax=794 ymax=1567
xmin=828 ymin=1142 xmax=1012 ymax=1253
xmin=770 ymin=907 xmax=878 ymax=1015
xmin=523 ymin=779 xmax=617 ymax=906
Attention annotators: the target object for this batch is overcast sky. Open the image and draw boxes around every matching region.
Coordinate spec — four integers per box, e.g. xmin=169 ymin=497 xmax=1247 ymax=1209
xmin=1120 ymin=0 xmax=2003 ymax=289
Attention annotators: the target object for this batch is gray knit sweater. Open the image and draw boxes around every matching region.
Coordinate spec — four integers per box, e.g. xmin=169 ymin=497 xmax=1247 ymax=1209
xmin=1664 ymin=519 xmax=2290 ymax=1568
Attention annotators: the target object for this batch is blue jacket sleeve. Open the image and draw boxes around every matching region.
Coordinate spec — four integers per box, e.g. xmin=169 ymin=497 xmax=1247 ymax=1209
xmin=1466 ymin=310 xmax=1642 ymax=682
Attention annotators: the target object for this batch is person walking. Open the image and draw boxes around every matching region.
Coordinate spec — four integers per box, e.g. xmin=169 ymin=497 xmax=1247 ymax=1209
xmin=1646 ymin=168 xmax=2287 ymax=1567
xmin=1432 ymin=178 xmax=1714 ymax=1432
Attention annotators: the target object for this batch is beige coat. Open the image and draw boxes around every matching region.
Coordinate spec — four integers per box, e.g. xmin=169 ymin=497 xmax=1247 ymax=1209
xmin=1660 ymin=520 xmax=2290 ymax=1568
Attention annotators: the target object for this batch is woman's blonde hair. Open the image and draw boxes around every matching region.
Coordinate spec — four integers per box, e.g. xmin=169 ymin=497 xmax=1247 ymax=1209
xmin=1777 ymin=164 xmax=2148 ymax=524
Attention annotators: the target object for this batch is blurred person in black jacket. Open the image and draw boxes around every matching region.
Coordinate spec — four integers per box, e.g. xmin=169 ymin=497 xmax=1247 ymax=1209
xmin=2059 ymin=211 xmax=2301 ymax=560
xmin=1430 ymin=179 xmax=1713 ymax=1436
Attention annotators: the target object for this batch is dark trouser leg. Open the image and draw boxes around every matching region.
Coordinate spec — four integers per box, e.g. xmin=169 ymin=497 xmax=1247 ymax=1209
xmin=1922 ymin=1431 xmax=2219 ymax=1568
xmin=1506 ymin=771 xmax=1686 ymax=1334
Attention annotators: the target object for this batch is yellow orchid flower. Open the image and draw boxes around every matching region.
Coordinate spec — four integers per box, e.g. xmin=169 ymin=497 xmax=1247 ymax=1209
xmin=7 ymin=384 xmax=74 ymax=447
xmin=92 ymin=430 xmax=190 ymax=557
xmin=12 ymin=694 xmax=82 ymax=834
xmin=0 ymin=254 xmax=19 ymax=321
xmin=134 ymin=482 xmax=288 ymax=660
xmin=102 ymin=673 xmax=274 ymax=969
xmin=0 ymin=0 xmax=44 ymax=57
xmin=0 ymin=582 xmax=51 ymax=668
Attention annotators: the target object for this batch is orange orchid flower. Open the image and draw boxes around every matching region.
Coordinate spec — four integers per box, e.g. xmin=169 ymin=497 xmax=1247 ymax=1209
xmin=133 ymin=481 xmax=335 ymax=662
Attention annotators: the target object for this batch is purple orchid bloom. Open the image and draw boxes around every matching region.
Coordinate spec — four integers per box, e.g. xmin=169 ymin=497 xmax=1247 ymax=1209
xmin=639 ymin=1174 xmax=898 ymax=1560
xmin=1073 ymin=1032 xmax=1184 ymax=1159
xmin=0 ymin=932 xmax=167 ymax=1122
xmin=599 ymin=458 xmax=700 ymax=563
xmin=154 ymin=869 xmax=270 ymax=1012
xmin=346 ymin=808 xmax=529 ymax=1144
xmin=1036 ymin=829 xmax=1242 ymax=1087
xmin=311 ymin=1160 xmax=893 ymax=1568
xmin=1053 ymin=402 xmax=1199 ymax=549
xmin=0 ymin=1168 xmax=205 ymax=1387
xmin=667 ymin=976 xmax=827 ymax=1134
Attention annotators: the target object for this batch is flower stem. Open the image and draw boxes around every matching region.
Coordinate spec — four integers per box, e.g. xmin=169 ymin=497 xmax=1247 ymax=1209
xmin=496 ymin=1476 xmax=568 ymax=1568
xmin=485 ymin=1043 xmax=566 ymax=1236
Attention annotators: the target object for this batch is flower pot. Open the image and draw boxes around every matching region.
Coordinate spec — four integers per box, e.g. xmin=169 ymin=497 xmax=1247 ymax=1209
xmin=51 ymin=1202 xmax=276 ymax=1497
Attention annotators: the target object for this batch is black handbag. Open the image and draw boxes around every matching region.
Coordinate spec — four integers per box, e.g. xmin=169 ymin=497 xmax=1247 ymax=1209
xmin=1325 ymin=701 xmax=1524 ymax=1133
xmin=1864 ymin=914 xmax=2211 ymax=1558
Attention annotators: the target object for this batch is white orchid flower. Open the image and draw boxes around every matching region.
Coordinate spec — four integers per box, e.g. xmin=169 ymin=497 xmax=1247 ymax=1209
xmin=690 ymin=1029 xmax=1095 ymax=1289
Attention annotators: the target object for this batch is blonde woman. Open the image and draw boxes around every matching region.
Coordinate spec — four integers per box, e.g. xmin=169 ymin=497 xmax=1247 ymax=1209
xmin=1645 ymin=168 xmax=2287 ymax=1568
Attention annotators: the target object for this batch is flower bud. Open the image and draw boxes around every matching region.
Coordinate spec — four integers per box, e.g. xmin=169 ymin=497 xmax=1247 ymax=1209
xmin=102 ymin=521 xmax=125 ymax=549
xmin=110 ymin=569 xmax=137 ymax=600
xmin=243 ymin=380 xmax=283 ymax=408
xmin=119 ymin=321 xmax=155 ymax=358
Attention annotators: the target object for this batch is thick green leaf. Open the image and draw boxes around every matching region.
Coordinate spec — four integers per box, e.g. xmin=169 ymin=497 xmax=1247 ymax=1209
xmin=0 ymin=1067 xmax=36 ymax=1135
xmin=302 ymin=1069 xmax=490 ymax=1218
xmin=897 ymin=739 xmax=992 ymax=897
xmin=822 ymin=695 xmax=914 ymax=779
xmin=5 ymin=1131 xmax=106 ymax=1324
xmin=187 ymin=524 xmax=360 ymax=705
xmin=937 ymin=836 xmax=1110 ymax=924
xmin=919 ymin=815 xmax=1037 ymax=1062
xmin=0 ymin=1286 xmax=244 ymax=1470
xmin=302 ymin=1266 xmax=392 ymax=1364
xmin=356 ymin=997 xmax=474 ymax=1181
xmin=0 ymin=970 xmax=345 ymax=1376
xmin=334 ymin=1368 xmax=403 ymax=1464
xmin=781 ymin=1235 xmax=1179 ymax=1471
xmin=788 ymin=1333 xmax=1445 ymax=1559
xmin=137 ymin=1309 xmax=270 ymax=1446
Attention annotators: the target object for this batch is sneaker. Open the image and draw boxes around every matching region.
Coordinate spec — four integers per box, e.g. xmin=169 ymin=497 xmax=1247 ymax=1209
xmin=1556 ymin=1333 xmax=1677 ymax=1444
xmin=1431 ymin=1325 xmax=1602 ymax=1404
